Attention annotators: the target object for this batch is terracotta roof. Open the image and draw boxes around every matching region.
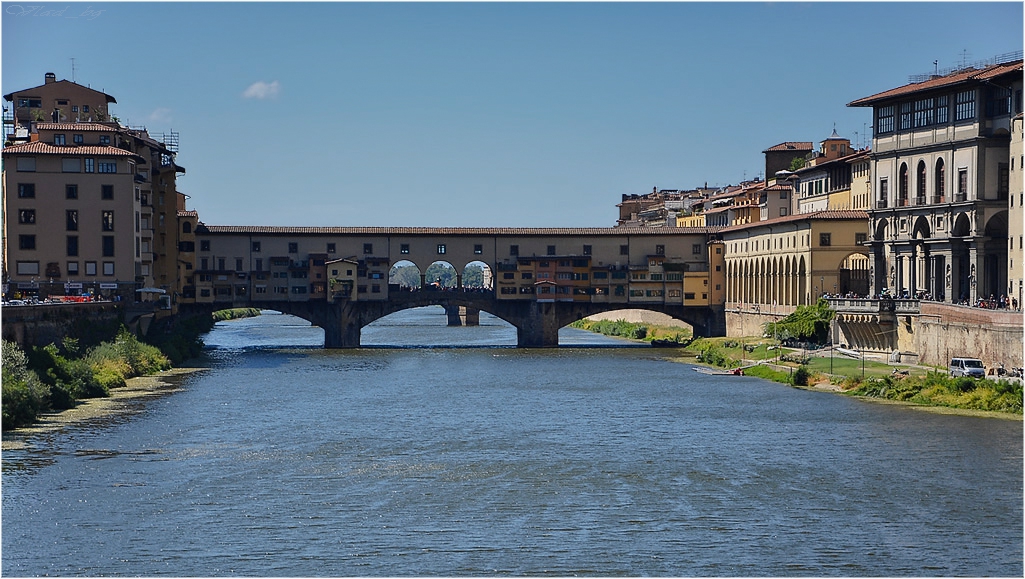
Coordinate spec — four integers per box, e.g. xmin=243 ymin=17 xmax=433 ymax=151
xmin=719 ymin=210 xmax=869 ymax=233
xmin=178 ymin=210 xmax=198 ymax=218
xmin=763 ymin=142 xmax=814 ymax=153
xmin=848 ymin=60 xmax=1023 ymax=107
xmin=4 ymin=79 xmax=117 ymax=103
xmin=198 ymin=225 xmax=716 ymax=236
xmin=1 ymin=141 xmax=144 ymax=160
xmin=34 ymin=122 xmax=117 ymax=132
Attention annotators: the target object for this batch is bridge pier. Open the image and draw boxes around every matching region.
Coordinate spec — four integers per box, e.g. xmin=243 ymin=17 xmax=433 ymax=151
xmin=515 ymin=302 xmax=562 ymax=347
xmin=445 ymin=306 xmax=480 ymax=326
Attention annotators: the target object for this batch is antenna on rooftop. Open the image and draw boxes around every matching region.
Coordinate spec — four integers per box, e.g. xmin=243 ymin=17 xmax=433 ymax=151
xmin=71 ymin=57 xmax=76 ymax=82
xmin=933 ymin=60 xmax=938 ymax=75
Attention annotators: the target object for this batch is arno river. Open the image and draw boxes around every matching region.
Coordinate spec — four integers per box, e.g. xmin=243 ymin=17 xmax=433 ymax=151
xmin=2 ymin=308 xmax=1022 ymax=576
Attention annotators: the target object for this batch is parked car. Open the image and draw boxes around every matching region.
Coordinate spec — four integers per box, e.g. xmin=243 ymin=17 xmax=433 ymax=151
xmin=949 ymin=357 xmax=986 ymax=378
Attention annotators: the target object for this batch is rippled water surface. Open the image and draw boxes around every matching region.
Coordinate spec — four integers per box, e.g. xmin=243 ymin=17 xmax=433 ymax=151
xmin=3 ymin=308 xmax=1022 ymax=576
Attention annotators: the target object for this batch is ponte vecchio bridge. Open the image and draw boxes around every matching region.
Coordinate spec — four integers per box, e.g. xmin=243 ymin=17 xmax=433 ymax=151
xmin=182 ymin=225 xmax=727 ymax=347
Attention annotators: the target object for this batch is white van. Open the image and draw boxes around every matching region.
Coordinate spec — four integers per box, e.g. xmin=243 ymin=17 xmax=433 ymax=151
xmin=949 ymin=358 xmax=985 ymax=378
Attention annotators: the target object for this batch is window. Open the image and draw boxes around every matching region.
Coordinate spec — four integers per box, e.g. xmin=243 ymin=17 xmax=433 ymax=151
xmin=935 ymin=159 xmax=945 ymax=202
xmin=510 ymin=245 xmax=519 ymax=256
xmin=780 ymin=207 xmax=788 ymax=216
xmin=62 ymin=158 xmax=80 ymax=172
xmin=98 ymin=135 xmax=109 ymax=145
xmin=363 ymin=243 xmax=373 ymax=254
xmin=183 ymin=221 xmax=192 ymax=234
xmin=19 ymin=235 xmax=36 ymax=250
xmin=73 ymin=134 xmax=83 ymax=144
xmin=84 ymin=158 xmax=95 ymax=173
xmin=83 ymin=105 xmax=90 ymax=113
xmin=913 ymin=98 xmax=934 ymax=127
xmin=547 ymin=245 xmax=556 ymax=256
xmin=898 ymin=164 xmax=909 ymax=204
xmin=819 ymin=233 xmax=831 ymax=247
xmin=998 ymin=163 xmax=1009 ymax=199
xmin=67 ymin=261 xmax=79 ymax=275
xmin=236 ymin=258 xmax=243 ymax=271
xmin=503 ymin=272 xmax=515 ymax=280
xmin=18 ymin=209 xmax=35 ymax=224
xmin=101 ymin=184 xmax=113 ymax=199
xmin=684 ymin=292 xmax=695 ymax=300
xmin=200 ymin=240 xmax=211 ymax=252
xmin=692 ymin=244 xmax=702 ymax=255
xmin=916 ymin=161 xmax=927 ymax=203
xmin=437 ymin=244 xmax=446 ymax=254
xmin=67 ymin=236 xmax=79 ymax=256
xmin=521 ymin=272 xmax=533 ymax=279
xmin=102 ymin=236 xmax=115 ymax=257
xmin=898 ymin=101 xmax=912 ymax=130
xmin=17 ymin=261 xmax=40 ymax=275
xmin=54 ymin=134 xmax=66 ymax=145
xmin=327 ymin=243 xmax=336 ymax=253
xmin=656 ymin=244 xmax=665 ymax=256
xmin=877 ymin=105 xmax=894 ymax=134
xmin=16 ymin=157 xmax=36 ymax=172
xmin=474 ymin=244 xmax=483 ymax=254
xmin=201 ymin=258 xmax=209 ymax=270
xmin=878 ymin=178 xmax=888 ymax=208
xmin=97 ymin=160 xmax=117 ymax=173
xmin=955 ymin=90 xmax=975 ymax=121
xmin=102 ymin=210 xmax=115 ymax=231
xmin=400 ymin=244 xmax=410 ymax=254
xmin=252 ymin=241 xmax=261 ymax=252
xmin=255 ymin=259 xmax=263 ymax=272
xmin=72 ymin=105 xmax=78 ymax=112
xmin=103 ymin=262 xmax=114 ymax=276
xmin=620 ymin=245 xmax=629 ymax=255
xmin=958 ymin=169 xmax=968 ymax=201
xmin=62 ymin=209 xmax=78 ymax=231
xmin=18 ymin=183 xmax=35 ymax=198
xmin=289 ymin=242 xmax=299 ymax=253
xmin=66 ymin=184 xmax=78 ymax=199
xmin=218 ymin=258 xmax=226 ymax=270
xmin=856 ymin=233 xmax=867 ymax=245
xmin=936 ymin=95 xmax=949 ymax=124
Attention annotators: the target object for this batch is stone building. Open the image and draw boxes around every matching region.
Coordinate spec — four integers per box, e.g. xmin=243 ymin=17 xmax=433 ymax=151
xmin=848 ymin=56 xmax=1023 ymax=303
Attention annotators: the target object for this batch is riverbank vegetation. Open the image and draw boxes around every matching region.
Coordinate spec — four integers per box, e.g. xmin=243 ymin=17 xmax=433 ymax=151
xmin=570 ymin=318 xmax=1023 ymax=416
xmin=2 ymin=308 xmax=261 ymax=430
xmin=211 ymin=308 xmax=262 ymax=322
xmin=568 ymin=318 xmax=691 ymax=343
xmin=2 ymin=331 xmax=170 ymax=430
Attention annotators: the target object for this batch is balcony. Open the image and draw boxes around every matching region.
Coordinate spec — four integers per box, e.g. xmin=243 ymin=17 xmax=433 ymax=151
xmin=931 ymin=195 xmax=944 ymax=204
xmin=827 ymin=297 xmax=920 ymax=315
xmin=876 ymin=199 xmax=888 ymax=209
xmin=954 ymin=193 xmax=967 ymax=202
xmin=914 ymin=196 xmax=927 ymax=206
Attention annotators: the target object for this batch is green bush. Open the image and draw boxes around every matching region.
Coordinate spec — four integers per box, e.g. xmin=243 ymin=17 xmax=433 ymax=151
xmin=2 ymin=341 xmax=51 ymax=430
xmin=791 ymin=366 xmax=810 ymax=386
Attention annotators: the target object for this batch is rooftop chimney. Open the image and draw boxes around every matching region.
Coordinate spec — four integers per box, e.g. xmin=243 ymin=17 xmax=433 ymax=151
xmin=44 ymin=72 xmax=56 ymax=84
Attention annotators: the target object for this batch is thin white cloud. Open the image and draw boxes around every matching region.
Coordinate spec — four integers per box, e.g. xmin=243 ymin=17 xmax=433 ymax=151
xmin=148 ymin=107 xmax=172 ymax=123
xmin=242 ymin=80 xmax=281 ymax=100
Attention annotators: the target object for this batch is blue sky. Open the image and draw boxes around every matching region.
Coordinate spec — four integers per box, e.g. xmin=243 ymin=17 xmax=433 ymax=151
xmin=3 ymin=2 xmax=1022 ymax=227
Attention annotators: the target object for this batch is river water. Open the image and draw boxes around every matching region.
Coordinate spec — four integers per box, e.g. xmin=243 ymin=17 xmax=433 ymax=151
xmin=2 ymin=308 xmax=1022 ymax=576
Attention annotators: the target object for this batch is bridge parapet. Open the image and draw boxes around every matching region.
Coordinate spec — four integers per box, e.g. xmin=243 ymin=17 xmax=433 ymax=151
xmin=827 ymin=297 xmax=920 ymax=315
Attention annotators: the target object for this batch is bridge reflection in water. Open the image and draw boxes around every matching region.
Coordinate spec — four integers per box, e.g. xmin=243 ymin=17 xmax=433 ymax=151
xmin=183 ymin=226 xmax=728 ymax=347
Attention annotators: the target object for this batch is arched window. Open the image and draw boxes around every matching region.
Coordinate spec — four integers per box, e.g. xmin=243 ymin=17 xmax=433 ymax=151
xmin=182 ymin=221 xmax=192 ymax=234
xmin=934 ymin=158 xmax=945 ymax=203
xmin=898 ymin=163 xmax=909 ymax=205
xmin=916 ymin=161 xmax=927 ymax=205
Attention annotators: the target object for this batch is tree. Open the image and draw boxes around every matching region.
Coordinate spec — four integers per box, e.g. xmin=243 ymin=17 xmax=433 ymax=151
xmin=763 ymin=298 xmax=835 ymax=344
xmin=788 ymin=156 xmax=806 ymax=171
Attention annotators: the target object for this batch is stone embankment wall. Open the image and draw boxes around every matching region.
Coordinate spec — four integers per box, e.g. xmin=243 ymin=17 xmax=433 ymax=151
xmin=913 ymin=303 xmax=1023 ymax=369
xmin=1 ymin=303 xmax=123 ymax=348
xmin=725 ymin=304 xmax=799 ymax=338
